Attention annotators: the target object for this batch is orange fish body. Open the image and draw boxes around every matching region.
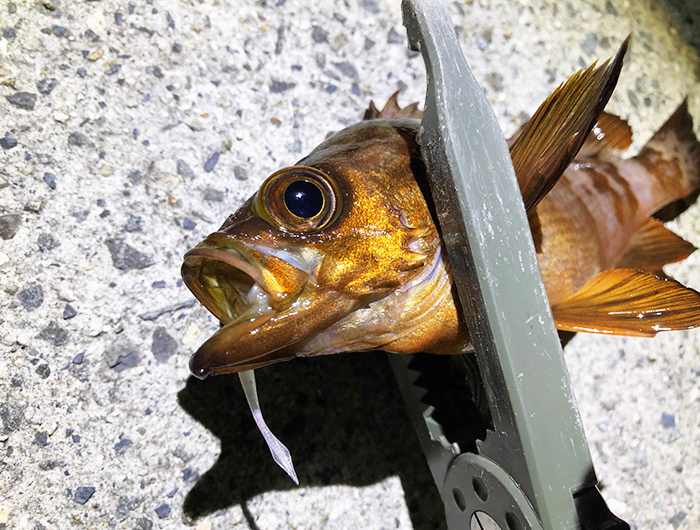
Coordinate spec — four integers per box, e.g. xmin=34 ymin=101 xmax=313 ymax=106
xmin=182 ymin=43 xmax=700 ymax=378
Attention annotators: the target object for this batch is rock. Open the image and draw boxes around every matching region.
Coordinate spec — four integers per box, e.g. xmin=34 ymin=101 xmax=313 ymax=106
xmin=35 ymin=364 xmax=51 ymax=379
xmin=74 ymin=486 xmax=95 ymax=505
xmin=387 ymin=27 xmax=404 ymax=44
xmin=63 ymin=304 xmax=77 ymax=319
xmin=155 ymin=504 xmax=171 ymax=519
xmin=176 ymin=159 xmax=194 ymax=178
xmin=0 ymin=402 xmax=25 ymax=432
xmin=105 ymin=239 xmax=154 ymax=270
xmin=6 ymin=92 xmax=37 ymax=110
xmin=359 ymin=0 xmax=380 ymax=14
xmin=661 ymin=412 xmax=676 ymax=428
xmin=52 ymin=25 xmax=67 ymax=37
xmin=581 ymin=33 xmax=598 ymax=56
xmin=151 ymin=280 xmax=166 ymax=289
xmin=203 ymin=188 xmax=224 ymax=202
xmin=68 ymin=132 xmax=94 ymax=148
xmin=311 ymin=26 xmax=328 ymax=43
xmin=123 ymin=216 xmax=144 ymax=233
xmin=134 ymin=517 xmax=153 ymax=530
xmin=105 ymin=339 xmax=141 ymax=372
xmin=105 ymin=64 xmax=122 ymax=75
xmin=18 ymin=284 xmax=44 ymax=311
xmin=269 ymin=80 xmax=296 ymax=93
xmin=37 ymin=321 xmax=70 ymax=346
xmin=3 ymin=27 xmax=16 ymax=39
xmin=117 ymin=496 xmax=141 ymax=515
xmin=0 ymin=137 xmax=18 ymax=149
xmin=234 ymin=166 xmax=248 ymax=181
xmin=34 ymin=431 xmax=49 ymax=446
xmin=151 ymin=327 xmax=178 ymax=363
xmin=77 ymin=68 xmax=87 ymax=78
xmin=72 ymin=352 xmax=84 ymax=364
xmin=42 ymin=172 xmax=57 ymax=189
xmin=204 ymin=151 xmax=219 ymax=172
xmin=114 ymin=436 xmax=132 ymax=452
xmin=182 ymin=218 xmax=196 ymax=230
xmin=334 ymin=61 xmax=358 ymax=79
xmin=0 ymin=213 xmax=22 ymax=239
xmin=364 ymin=37 xmax=375 ymax=50
xmin=669 ymin=511 xmax=687 ymax=529
xmin=24 ymin=200 xmax=44 ymax=213
xmin=37 ymin=78 xmax=58 ymax=95
xmin=38 ymin=233 xmax=58 ymax=251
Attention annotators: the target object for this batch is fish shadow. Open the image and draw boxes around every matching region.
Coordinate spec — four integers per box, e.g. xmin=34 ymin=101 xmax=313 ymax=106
xmin=177 ymin=351 xmax=447 ymax=530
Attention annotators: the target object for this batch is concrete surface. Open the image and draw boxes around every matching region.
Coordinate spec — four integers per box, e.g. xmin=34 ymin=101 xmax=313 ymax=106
xmin=1 ymin=0 xmax=700 ymax=529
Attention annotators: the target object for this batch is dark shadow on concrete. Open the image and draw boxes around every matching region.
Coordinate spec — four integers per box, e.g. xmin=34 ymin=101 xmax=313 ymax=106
xmin=178 ymin=351 xmax=447 ymax=530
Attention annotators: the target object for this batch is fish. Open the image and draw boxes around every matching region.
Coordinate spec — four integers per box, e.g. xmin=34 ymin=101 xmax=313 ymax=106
xmin=182 ymin=38 xmax=700 ymax=380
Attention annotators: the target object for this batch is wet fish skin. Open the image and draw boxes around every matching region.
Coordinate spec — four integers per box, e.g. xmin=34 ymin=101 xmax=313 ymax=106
xmin=183 ymin=41 xmax=700 ymax=378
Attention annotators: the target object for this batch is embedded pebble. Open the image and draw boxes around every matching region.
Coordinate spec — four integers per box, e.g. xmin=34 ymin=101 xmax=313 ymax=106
xmin=37 ymin=321 xmax=70 ymax=346
xmin=182 ymin=217 xmax=196 ymax=230
xmin=151 ymin=327 xmax=178 ymax=363
xmin=114 ymin=436 xmax=133 ymax=452
xmin=105 ymin=239 xmax=154 ymax=270
xmin=18 ymin=284 xmax=44 ymax=311
xmin=117 ymin=496 xmax=141 ymax=515
xmin=34 ymin=431 xmax=49 ymax=446
xmin=0 ymin=214 xmax=22 ymax=239
xmin=37 ymin=78 xmax=58 ymax=95
xmin=35 ymin=364 xmax=51 ymax=379
xmin=204 ymin=151 xmax=219 ymax=172
xmin=74 ymin=487 xmax=95 ymax=505
xmin=38 ymin=233 xmax=58 ymax=251
xmin=3 ymin=27 xmax=16 ymax=39
xmin=42 ymin=172 xmax=57 ymax=189
xmin=234 ymin=166 xmax=248 ymax=181
xmin=0 ymin=403 xmax=25 ymax=432
xmin=68 ymin=132 xmax=95 ymax=148
xmin=72 ymin=352 xmax=84 ymax=364
xmin=387 ymin=28 xmax=404 ymax=44
xmin=312 ymin=26 xmax=329 ymax=43
xmin=270 ymin=80 xmax=296 ymax=93
xmin=334 ymin=61 xmax=358 ymax=79
xmin=63 ymin=304 xmax=77 ymax=319
xmin=123 ymin=216 xmax=144 ymax=233
xmin=661 ymin=412 xmax=676 ymax=428
xmin=581 ymin=33 xmax=599 ymax=56
xmin=203 ymin=187 xmax=224 ymax=202
xmin=0 ymin=137 xmax=18 ymax=150
xmin=176 ymin=159 xmax=194 ymax=178
xmin=6 ymin=92 xmax=37 ymax=110
xmin=155 ymin=504 xmax=171 ymax=519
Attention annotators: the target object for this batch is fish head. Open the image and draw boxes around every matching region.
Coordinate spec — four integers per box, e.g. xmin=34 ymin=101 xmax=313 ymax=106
xmin=182 ymin=120 xmax=444 ymax=378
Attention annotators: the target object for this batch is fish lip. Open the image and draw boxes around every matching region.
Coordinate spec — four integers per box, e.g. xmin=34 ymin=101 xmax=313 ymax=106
xmin=182 ymin=245 xmax=279 ymax=326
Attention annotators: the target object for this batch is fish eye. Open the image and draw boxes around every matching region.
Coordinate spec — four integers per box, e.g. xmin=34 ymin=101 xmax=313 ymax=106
xmin=284 ymin=180 xmax=324 ymax=219
xmin=259 ymin=166 xmax=339 ymax=233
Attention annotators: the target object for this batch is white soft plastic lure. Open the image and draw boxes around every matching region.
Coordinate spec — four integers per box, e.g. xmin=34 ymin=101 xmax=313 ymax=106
xmin=238 ymin=369 xmax=299 ymax=484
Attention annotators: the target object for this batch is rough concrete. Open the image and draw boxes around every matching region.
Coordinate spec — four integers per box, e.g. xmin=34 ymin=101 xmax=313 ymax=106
xmin=1 ymin=0 xmax=699 ymax=529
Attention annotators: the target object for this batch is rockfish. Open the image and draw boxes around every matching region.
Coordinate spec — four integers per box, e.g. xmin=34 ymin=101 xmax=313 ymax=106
xmin=182 ymin=39 xmax=700 ymax=379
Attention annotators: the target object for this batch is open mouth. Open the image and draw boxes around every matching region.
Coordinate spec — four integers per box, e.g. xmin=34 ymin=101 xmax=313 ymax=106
xmin=181 ymin=243 xmax=314 ymax=378
xmin=181 ymin=246 xmax=277 ymax=326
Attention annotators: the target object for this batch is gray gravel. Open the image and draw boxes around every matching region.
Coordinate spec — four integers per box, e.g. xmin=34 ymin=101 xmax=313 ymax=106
xmin=2 ymin=0 xmax=700 ymax=529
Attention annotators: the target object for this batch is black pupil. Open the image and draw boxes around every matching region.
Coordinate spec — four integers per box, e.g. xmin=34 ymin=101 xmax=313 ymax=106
xmin=284 ymin=180 xmax=324 ymax=218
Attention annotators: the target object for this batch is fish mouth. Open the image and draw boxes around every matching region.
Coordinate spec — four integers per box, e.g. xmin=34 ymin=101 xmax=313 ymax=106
xmin=183 ymin=237 xmax=363 ymax=378
xmin=182 ymin=238 xmax=314 ymax=378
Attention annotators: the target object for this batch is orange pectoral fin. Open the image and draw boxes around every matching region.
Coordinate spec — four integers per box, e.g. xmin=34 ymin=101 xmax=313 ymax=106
xmin=510 ymin=36 xmax=629 ymax=214
xmin=617 ymin=217 xmax=697 ymax=273
xmin=551 ymin=268 xmax=700 ymax=337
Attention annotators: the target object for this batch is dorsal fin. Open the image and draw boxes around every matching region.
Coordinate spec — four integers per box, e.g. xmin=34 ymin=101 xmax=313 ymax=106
xmin=510 ymin=35 xmax=630 ymax=214
xmin=616 ymin=217 xmax=696 ymax=273
xmin=364 ymin=91 xmax=423 ymax=120
xmin=577 ymin=111 xmax=633 ymax=159
xmin=551 ymin=268 xmax=700 ymax=336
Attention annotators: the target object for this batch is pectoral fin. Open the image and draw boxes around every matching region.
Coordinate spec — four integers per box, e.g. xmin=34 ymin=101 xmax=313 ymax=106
xmin=551 ymin=268 xmax=700 ymax=336
xmin=617 ymin=217 xmax=697 ymax=273
xmin=510 ymin=36 xmax=630 ymax=214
